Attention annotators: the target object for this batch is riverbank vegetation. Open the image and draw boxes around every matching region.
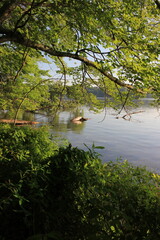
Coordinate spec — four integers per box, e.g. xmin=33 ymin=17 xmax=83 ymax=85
xmin=1 ymin=125 xmax=160 ymax=240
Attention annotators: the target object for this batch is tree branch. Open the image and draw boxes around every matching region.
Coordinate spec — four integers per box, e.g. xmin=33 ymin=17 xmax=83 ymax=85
xmin=154 ymin=0 xmax=160 ymax=9
xmin=0 ymin=0 xmax=19 ymax=23
xmin=13 ymin=0 xmax=47 ymax=31
xmin=0 ymin=28 xmax=144 ymax=93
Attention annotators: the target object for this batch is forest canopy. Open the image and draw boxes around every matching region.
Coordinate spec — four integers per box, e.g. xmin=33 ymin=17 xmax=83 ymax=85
xmin=0 ymin=0 xmax=160 ymax=113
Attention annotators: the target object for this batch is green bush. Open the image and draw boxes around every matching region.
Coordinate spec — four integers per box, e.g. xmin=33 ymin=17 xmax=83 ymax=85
xmin=0 ymin=126 xmax=160 ymax=240
xmin=75 ymin=161 xmax=160 ymax=240
xmin=0 ymin=125 xmax=58 ymax=240
xmin=0 ymin=124 xmax=58 ymax=162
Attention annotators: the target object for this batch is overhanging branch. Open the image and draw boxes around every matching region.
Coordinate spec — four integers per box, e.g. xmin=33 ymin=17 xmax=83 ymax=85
xmin=0 ymin=29 xmax=144 ymax=93
xmin=155 ymin=0 xmax=160 ymax=9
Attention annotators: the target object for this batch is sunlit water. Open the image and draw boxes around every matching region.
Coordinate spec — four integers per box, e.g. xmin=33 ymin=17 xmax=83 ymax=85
xmin=34 ymin=100 xmax=160 ymax=173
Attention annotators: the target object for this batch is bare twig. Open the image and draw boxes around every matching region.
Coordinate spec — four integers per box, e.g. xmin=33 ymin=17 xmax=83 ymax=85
xmin=116 ymin=84 xmax=131 ymax=115
xmin=51 ymin=57 xmax=67 ymax=119
xmin=13 ymin=46 xmax=29 ymax=82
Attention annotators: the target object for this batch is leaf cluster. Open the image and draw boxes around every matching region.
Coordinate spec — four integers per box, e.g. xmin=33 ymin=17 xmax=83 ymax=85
xmin=0 ymin=46 xmax=51 ymax=114
xmin=0 ymin=124 xmax=58 ymax=162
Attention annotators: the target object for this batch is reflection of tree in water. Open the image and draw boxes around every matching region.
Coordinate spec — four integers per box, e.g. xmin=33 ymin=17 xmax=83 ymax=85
xmin=0 ymin=110 xmax=35 ymax=121
xmin=22 ymin=111 xmax=35 ymax=121
xmin=50 ymin=114 xmax=68 ymax=133
xmin=50 ymin=108 xmax=87 ymax=134
xmin=67 ymin=108 xmax=86 ymax=134
xmin=67 ymin=120 xmax=86 ymax=134
xmin=71 ymin=108 xmax=85 ymax=119
xmin=49 ymin=114 xmax=60 ymax=126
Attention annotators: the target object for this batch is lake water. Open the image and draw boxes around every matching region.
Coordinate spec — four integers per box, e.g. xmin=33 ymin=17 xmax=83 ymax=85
xmin=34 ymin=100 xmax=160 ymax=173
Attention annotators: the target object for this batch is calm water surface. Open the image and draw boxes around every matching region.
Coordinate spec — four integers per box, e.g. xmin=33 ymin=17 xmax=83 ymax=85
xmin=35 ymin=101 xmax=160 ymax=173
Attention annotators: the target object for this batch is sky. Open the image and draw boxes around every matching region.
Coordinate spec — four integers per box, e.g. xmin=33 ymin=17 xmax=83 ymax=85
xmin=38 ymin=55 xmax=80 ymax=85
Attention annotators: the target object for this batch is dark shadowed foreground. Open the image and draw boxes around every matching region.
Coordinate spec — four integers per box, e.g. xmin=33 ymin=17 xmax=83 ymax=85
xmin=1 ymin=125 xmax=160 ymax=240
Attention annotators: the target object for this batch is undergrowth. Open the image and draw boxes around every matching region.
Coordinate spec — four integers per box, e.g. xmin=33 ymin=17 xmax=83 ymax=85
xmin=0 ymin=125 xmax=160 ymax=240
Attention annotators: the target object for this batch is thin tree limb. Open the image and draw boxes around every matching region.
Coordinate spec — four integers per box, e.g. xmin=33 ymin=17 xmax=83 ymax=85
xmin=154 ymin=0 xmax=160 ymax=9
xmin=13 ymin=78 xmax=51 ymax=125
xmin=13 ymin=46 xmax=30 ymax=83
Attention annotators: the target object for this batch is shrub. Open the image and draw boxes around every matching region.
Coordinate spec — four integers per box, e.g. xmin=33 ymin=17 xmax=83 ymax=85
xmin=0 ymin=125 xmax=58 ymax=240
xmin=0 ymin=124 xmax=58 ymax=162
xmin=75 ymin=161 xmax=160 ymax=239
xmin=0 ymin=127 xmax=160 ymax=240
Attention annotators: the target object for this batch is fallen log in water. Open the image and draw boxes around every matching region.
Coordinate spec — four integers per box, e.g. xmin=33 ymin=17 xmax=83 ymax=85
xmin=0 ymin=119 xmax=40 ymax=125
xmin=115 ymin=111 xmax=145 ymax=120
xmin=71 ymin=116 xmax=90 ymax=123
xmin=122 ymin=111 xmax=145 ymax=119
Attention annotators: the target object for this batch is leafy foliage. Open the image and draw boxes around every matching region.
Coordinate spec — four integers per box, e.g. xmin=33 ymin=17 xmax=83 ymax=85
xmin=0 ymin=45 xmax=52 ymax=115
xmin=0 ymin=0 xmax=159 ymax=114
xmin=0 ymin=124 xmax=58 ymax=162
xmin=1 ymin=126 xmax=160 ymax=240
